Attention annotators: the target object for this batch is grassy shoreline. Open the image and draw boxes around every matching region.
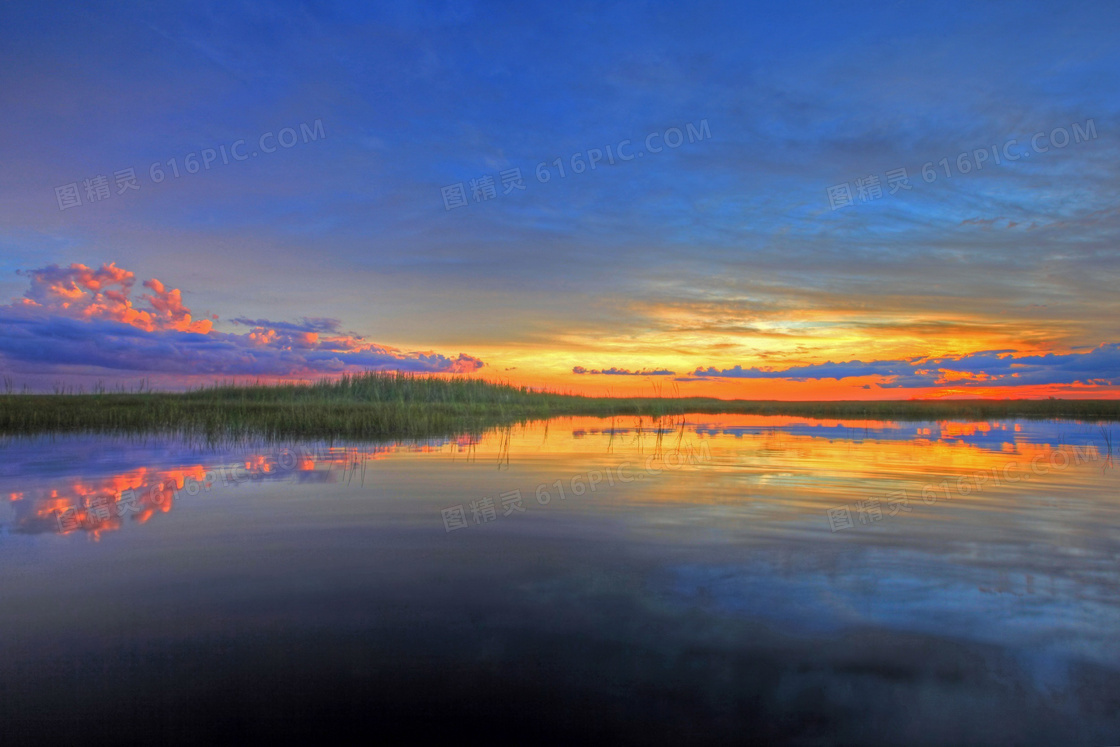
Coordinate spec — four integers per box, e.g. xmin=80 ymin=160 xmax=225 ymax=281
xmin=2 ymin=373 xmax=1119 ymax=440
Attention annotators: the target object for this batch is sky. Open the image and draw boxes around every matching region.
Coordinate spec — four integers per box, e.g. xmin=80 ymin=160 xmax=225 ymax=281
xmin=1 ymin=0 xmax=1118 ymax=398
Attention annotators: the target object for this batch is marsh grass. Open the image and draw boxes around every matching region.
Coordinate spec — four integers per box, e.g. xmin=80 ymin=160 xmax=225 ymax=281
xmin=1 ymin=372 xmax=1119 ymax=441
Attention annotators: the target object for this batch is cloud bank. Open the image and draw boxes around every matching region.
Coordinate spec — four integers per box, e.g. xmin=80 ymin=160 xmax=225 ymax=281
xmin=572 ymin=366 xmax=676 ymax=376
xmin=0 ymin=263 xmax=485 ymax=380
xmin=691 ymin=346 xmax=1120 ymax=388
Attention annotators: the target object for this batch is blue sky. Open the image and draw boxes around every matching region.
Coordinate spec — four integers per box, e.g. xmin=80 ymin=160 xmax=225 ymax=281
xmin=1 ymin=0 xmax=1118 ymax=395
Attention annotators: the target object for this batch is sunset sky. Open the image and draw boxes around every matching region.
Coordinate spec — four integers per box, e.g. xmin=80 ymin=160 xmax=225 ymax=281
xmin=1 ymin=0 xmax=1118 ymax=398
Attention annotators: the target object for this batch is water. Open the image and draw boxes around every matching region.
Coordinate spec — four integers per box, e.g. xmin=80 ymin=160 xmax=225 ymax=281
xmin=1 ymin=416 xmax=1117 ymax=744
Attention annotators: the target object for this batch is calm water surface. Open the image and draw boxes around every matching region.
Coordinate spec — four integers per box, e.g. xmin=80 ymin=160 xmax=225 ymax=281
xmin=1 ymin=415 xmax=1118 ymax=744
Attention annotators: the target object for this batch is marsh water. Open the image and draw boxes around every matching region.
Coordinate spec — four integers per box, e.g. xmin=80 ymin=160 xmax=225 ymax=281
xmin=1 ymin=415 xmax=1118 ymax=744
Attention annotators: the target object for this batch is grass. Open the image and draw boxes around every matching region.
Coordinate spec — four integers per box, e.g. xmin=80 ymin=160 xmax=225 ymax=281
xmin=1 ymin=372 xmax=1119 ymax=441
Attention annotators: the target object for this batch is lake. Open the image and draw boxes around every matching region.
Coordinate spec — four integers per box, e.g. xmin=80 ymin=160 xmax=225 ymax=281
xmin=1 ymin=415 xmax=1117 ymax=744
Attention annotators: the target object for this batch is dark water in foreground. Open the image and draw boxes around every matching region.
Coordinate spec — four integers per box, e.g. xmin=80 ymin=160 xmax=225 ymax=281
xmin=1 ymin=415 xmax=1118 ymax=745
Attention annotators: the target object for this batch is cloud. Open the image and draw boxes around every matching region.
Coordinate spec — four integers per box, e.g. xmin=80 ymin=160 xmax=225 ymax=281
xmin=0 ymin=263 xmax=485 ymax=380
xmin=572 ymin=366 xmax=676 ymax=376
xmin=230 ymin=317 xmax=344 ymax=334
xmin=691 ymin=345 xmax=1120 ymax=388
xmin=18 ymin=262 xmax=212 ymax=333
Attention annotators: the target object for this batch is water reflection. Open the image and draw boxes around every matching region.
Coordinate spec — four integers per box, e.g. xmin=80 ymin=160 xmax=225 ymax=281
xmin=3 ymin=440 xmax=428 ymax=537
xmin=0 ymin=415 xmax=1117 ymax=743
xmin=4 ymin=415 xmax=1110 ymax=540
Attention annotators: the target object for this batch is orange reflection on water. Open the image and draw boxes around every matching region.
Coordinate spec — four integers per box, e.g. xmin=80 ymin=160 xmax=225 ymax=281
xmin=936 ymin=421 xmax=992 ymax=439
xmin=12 ymin=443 xmax=417 ymax=538
xmin=6 ymin=416 xmax=1114 ymax=540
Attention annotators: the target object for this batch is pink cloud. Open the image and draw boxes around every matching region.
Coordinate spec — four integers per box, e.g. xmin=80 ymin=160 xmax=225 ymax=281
xmin=18 ymin=262 xmax=212 ymax=334
xmin=0 ymin=262 xmax=485 ymax=383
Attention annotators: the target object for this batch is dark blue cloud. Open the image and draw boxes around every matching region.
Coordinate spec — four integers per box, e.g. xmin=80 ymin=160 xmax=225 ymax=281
xmin=692 ymin=344 xmax=1120 ymax=388
xmin=230 ymin=317 xmax=344 ymax=334
xmin=0 ymin=309 xmax=484 ymax=379
xmin=573 ymin=366 xmax=676 ymax=376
